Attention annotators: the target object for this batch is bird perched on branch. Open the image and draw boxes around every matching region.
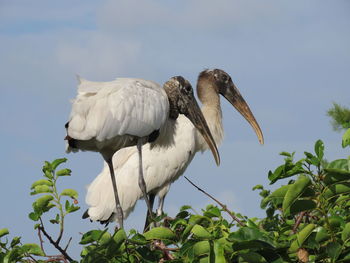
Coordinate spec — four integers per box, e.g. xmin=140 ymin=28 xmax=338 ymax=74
xmin=83 ymin=69 xmax=263 ymax=228
xmin=65 ymin=75 xmax=220 ymax=228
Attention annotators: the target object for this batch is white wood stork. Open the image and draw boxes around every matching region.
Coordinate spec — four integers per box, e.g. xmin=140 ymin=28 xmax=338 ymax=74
xmin=65 ymin=75 xmax=220 ymax=228
xmin=83 ymin=69 xmax=263 ymax=226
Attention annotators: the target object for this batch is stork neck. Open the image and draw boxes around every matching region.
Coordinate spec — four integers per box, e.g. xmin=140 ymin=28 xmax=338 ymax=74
xmin=196 ymin=95 xmax=224 ymax=152
xmin=151 ymin=119 xmax=177 ymax=149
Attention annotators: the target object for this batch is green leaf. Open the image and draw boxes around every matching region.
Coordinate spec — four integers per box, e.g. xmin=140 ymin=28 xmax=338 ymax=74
xmin=176 ymin=210 xmax=190 ymax=219
xmin=0 ymin=228 xmax=9 ymax=238
xmin=56 ymin=168 xmax=72 ymax=176
xmin=99 ymin=231 xmax=111 ymax=245
xmin=129 ymin=233 xmax=148 ymax=245
xmin=80 ymin=230 xmax=104 ymax=244
xmin=10 ymin=236 xmax=21 ymax=247
xmin=268 ymin=185 xmax=290 ymax=207
xmin=113 ymin=229 xmax=127 ymax=247
xmin=22 ymin=243 xmax=45 ymax=256
xmin=232 ymin=240 xmax=274 ymax=251
xmin=60 ymin=189 xmax=78 ymax=199
xmin=342 ymin=128 xmax=350 ymax=148
xmin=43 ymin=166 xmax=53 ymax=179
xmin=270 ymin=185 xmax=290 ymax=199
xmin=304 ymin=151 xmax=320 ymax=166
xmin=228 ymin=227 xmax=271 ymax=243
xmin=191 ymin=224 xmax=212 ymax=239
xmin=66 ymin=205 xmax=80 ymax=213
xmin=65 ymin=200 xmax=69 ymax=211
xmin=314 ymin=227 xmax=329 ymax=243
xmin=3 ymin=247 xmax=24 ymax=263
xmin=213 ymin=240 xmax=226 ymax=263
xmin=342 ymin=222 xmax=350 ymax=242
xmin=31 ymin=185 xmax=53 ymax=195
xmin=327 ymin=159 xmax=349 ymax=171
xmin=329 ymin=215 xmax=345 ymax=229
xmin=246 ymin=219 xmax=259 ymax=229
xmin=280 ymin=151 xmax=292 ymax=157
xmin=323 ymin=182 xmax=350 ymax=199
xmin=180 ymin=205 xmax=192 ymax=211
xmin=204 ymin=207 xmax=221 ymax=218
xmin=314 ymin=139 xmax=324 ymax=160
xmin=35 ymin=195 xmax=54 ymax=210
xmin=192 ymin=241 xmax=210 ymax=256
xmin=252 ymin=184 xmax=264 ymax=190
xmin=323 ymin=170 xmax=350 ymax=185
xmin=51 ymin=158 xmax=67 ymax=170
xmin=268 ymin=159 xmax=305 ymax=184
xmin=238 ymin=251 xmax=266 ymax=263
xmin=31 ymin=179 xmax=53 ymax=189
xmin=326 ymin=242 xmax=342 ymax=261
xmin=282 ymin=175 xmax=311 ymax=216
xmin=289 ymin=223 xmax=315 ymax=252
xmin=289 ymin=200 xmax=317 ymax=215
xmin=28 ymin=212 xmax=40 ymax=221
xmin=143 ymin=227 xmax=176 ymax=240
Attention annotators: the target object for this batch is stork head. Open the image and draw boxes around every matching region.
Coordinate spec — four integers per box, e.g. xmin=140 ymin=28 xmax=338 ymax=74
xmin=164 ymin=76 xmax=220 ymax=165
xmin=198 ymin=69 xmax=264 ymax=145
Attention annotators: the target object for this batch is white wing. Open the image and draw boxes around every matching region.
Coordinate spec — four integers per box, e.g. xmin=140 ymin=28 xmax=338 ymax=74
xmin=67 ymin=78 xmax=169 ymax=141
xmin=85 ymin=115 xmax=197 ymax=221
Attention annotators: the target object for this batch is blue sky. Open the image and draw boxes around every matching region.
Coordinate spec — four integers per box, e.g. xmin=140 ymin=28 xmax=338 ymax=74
xmin=1 ymin=0 xmax=349 ymax=259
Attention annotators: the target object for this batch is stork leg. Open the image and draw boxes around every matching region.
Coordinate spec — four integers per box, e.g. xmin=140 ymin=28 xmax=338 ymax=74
xmin=143 ymin=193 xmax=155 ymax=232
xmin=105 ymin=158 xmax=124 ymax=229
xmin=137 ymin=139 xmax=154 ymax=221
xmin=156 ymin=195 xmax=165 ymax=217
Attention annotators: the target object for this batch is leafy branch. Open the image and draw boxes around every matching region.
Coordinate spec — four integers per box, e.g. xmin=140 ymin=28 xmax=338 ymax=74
xmin=27 ymin=158 xmax=80 ymax=262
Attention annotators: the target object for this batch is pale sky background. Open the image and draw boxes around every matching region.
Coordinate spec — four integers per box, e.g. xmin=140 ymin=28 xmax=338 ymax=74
xmin=1 ymin=0 xmax=349 ymax=259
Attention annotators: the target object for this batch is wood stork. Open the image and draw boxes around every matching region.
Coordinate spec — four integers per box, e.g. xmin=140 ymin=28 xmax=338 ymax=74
xmin=65 ymin=75 xmax=220 ymax=228
xmin=83 ymin=69 xmax=263 ymax=227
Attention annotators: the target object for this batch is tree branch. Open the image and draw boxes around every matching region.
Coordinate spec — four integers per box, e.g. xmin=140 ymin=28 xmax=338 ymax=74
xmin=38 ymin=226 xmax=74 ymax=262
xmin=37 ymin=227 xmax=46 ymax=255
xmin=293 ymin=211 xmax=306 ymax=233
xmin=184 ymin=176 xmax=245 ymax=227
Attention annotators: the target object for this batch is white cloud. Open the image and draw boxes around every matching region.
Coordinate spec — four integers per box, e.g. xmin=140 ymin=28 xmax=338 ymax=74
xmin=94 ymin=0 xmax=290 ymax=32
xmin=96 ymin=0 xmax=168 ymax=30
xmin=0 ymin=0 xmax=98 ymax=22
xmin=56 ymin=32 xmax=142 ymax=79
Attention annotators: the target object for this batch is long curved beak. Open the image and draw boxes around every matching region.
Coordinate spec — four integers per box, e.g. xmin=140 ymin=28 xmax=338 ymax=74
xmin=221 ymin=82 xmax=264 ymax=145
xmin=185 ymin=98 xmax=220 ymax=166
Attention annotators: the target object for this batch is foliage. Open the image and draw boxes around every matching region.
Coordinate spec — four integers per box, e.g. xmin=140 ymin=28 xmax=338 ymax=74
xmin=327 ymin=103 xmax=350 ymax=131
xmin=1 ymin=111 xmax=350 ymax=262
xmin=255 ymin=140 xmax=350 ymax=262
xmin=0 ymin=229 xmax=45 ymax=263
xmin=1 ymin=158 xmax=80 ymax=262
xmin=327 ymin=103 xmax=350 ymax=147
xmin=78 ymin=140 xmax=350 ymax=262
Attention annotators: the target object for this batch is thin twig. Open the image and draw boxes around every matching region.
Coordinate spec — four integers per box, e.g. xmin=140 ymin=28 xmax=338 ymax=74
xmin=293 ymin=211 xmax=306 ymax=233
xmin=46 ymin=255 xmax=69 ymax=263
xmin=37 ymin=227 xmax=46 ymax=255
xmin=153 ymin=240 xmax=175 ymax=260
xmin=38 ymin=226 xmax=74 ymax=262
xmin=184 ymin=176 xmax=245 ymax=227
xmin=64 ymin=237 xmax=72 ymax=251
xmin=25 ymin=253 xmax=39 ymax=263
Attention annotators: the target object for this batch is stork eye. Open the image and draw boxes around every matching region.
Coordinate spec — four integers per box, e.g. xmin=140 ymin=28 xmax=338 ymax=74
xmin=184 ymin=85 xmax=192 ymax=93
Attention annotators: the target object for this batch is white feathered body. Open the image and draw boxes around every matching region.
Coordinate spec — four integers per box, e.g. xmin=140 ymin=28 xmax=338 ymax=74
xmin=66 ymin=77 xmax=169 ymax=156
xmin=86 ymin=102 xmax=224 ymax=222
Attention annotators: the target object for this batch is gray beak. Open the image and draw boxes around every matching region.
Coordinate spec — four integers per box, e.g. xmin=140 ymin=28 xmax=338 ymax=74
xmin=184 ymin=97 xmax=221 ymax=166
xmin=221 ymin=81 xmax=264 ymax=145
